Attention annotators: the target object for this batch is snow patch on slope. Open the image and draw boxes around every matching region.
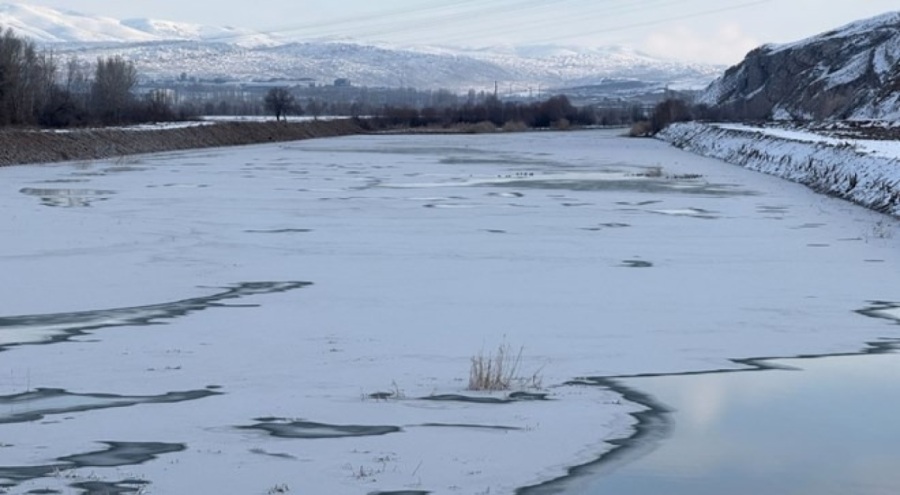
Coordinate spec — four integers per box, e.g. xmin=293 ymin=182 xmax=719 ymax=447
xmin=765 ymin=11 xmax=900 ymax=54
xmin=0 ymin=3 xmax=157 ymax=42
xmin=0 ymin=2 xmax=279 ymax=46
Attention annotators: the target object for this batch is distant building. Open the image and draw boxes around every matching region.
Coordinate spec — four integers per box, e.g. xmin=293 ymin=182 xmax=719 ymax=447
xmin=334 ymin=78 xmax=351 ymax=87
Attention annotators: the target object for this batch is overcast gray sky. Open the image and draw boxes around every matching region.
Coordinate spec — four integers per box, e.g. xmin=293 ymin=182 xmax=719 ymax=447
xmin=23 ymin=0 xmax=900 ymax=64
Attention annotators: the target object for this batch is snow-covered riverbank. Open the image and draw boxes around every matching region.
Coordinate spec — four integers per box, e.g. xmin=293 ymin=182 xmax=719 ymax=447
xmin=658 ymin=122 xmax=900 ymax=217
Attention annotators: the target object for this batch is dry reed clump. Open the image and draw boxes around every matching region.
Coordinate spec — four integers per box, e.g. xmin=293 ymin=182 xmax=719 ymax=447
xmin=628 ymin=120 xmax=653 ymax=137
xmin=461 ymin=121 xmax=499 ymax=134
xmin=501 ymin=120 xmax=528 ymax=132
xmin=468 ymin=344 xmax=525 ymax=391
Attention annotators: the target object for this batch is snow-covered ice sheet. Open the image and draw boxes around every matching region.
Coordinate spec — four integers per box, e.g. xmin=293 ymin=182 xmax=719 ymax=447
xmin=0 ymin=130 xmax=897 ymax=494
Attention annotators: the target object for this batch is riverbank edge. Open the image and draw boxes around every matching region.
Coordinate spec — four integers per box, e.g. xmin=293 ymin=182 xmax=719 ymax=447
xmin=0 ymin=119 xmax=368 ymax=167
xmin=657 ymin=122 xmax=900 ymax=217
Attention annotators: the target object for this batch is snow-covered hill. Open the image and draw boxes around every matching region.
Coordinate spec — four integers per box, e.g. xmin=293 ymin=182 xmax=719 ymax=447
xmin=0 ymin=1 xmax=720 ymax=90
xmin=0 ymin=3 xmax=159 ymax=43
xmin=0 ymin=2 xmax=282 ymax=45
xmin=700 ymin=11 xmax=900 ymax=120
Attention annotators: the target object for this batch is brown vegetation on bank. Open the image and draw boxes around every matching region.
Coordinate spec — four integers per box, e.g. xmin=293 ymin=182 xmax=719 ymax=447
xmin=0 ymin=119 xmax=366 ymax=167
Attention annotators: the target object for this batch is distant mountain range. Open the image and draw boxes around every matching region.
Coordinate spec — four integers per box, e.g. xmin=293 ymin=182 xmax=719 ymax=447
xmin=0 ymin=2 xmax=720 ymax=92
xmin=700 ymin=11 xmax=900 ymax=120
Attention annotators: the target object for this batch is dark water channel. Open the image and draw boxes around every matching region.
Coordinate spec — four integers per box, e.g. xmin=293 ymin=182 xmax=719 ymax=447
xmin=548 ymin=347 xmax=900 ymax=495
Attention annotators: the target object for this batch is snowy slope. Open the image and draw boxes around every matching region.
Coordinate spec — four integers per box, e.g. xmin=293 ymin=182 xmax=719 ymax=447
xmin=48 ymin=40 xmax=718 ymax=90
xmin=0 ymin=3 xmax=158 ymax=42
xmin=119 ymin=18 xmax=284 ymax=46
xmin=659 ymin=122 xmax=900 ymax=216
xmin=700 ymin=11 xmax=900 ymax=120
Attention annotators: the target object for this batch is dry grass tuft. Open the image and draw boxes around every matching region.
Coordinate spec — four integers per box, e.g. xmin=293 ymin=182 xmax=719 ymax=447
xmin=468 ymin=344 xmax=524 ymax=391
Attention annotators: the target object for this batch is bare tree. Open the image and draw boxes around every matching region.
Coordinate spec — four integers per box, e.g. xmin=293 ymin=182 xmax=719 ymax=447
xmin=65 ymin=57 xmax=90 ymax=102
xmin=91 ymin=55 xmax=138 ymax=124
xmin=649 ymin=98 xmax=692 ymax=134
xmin=0 ymin=29 xmax=59 ymax=126
xmin=305 ymin=97 xmax=324 ymax=120
xmin=264 ymin=87 xmax=295 ymax=121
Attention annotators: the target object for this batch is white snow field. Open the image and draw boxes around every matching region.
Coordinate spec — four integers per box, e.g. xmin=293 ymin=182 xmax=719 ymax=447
xmin=0 ymin=130 xmax=898 ymax=494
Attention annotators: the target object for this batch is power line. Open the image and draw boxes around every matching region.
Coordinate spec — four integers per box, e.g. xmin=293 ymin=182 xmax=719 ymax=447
xmin=175 ymin=0 xmax=772 ymax=50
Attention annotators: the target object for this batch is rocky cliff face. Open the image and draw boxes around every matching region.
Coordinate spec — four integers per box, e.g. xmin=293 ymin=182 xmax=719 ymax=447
xmin=700 ymin=12 xmax=900 ymax=121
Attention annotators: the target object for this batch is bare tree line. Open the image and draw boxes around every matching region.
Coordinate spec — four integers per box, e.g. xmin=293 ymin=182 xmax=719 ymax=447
xmin=1 ymin=25 xmax=653 ymax=131
xmin=0 ymin=28 xmax=187 ymax=127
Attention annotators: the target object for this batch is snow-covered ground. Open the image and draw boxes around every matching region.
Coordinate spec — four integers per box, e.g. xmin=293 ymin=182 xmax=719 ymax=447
xmin=37 ymin=120 xmax=215 ymax=133
xmin=659 ymin=122 xmax=900 ymax=217
xmin=0 ymin=130 xmax=897 ymax=494
xmin=716 ymin=123 xmax=900 ymax=160
xmin=202 ymin=115 xmax=345 ymax=123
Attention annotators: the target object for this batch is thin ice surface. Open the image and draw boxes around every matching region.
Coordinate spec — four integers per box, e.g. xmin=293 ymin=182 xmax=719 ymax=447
xmin=0 ymin=130 xmax=897 ymax=494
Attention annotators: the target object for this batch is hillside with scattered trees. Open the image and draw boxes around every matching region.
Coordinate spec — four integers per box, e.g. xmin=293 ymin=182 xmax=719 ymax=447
xmin=0 ymin=28 xmax=186 ymax=127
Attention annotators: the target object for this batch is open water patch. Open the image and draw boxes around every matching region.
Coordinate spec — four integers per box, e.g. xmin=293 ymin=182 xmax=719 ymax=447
xmin=0 ymin=442 xmax=183 ymax=490
xmin=415 ymin=423 xmax=522 ymax=431
xmin=421 ymin=394 xmax=512 ymax=404
xmin=857 ymin=301 xmax=900 ymax=324
xmin=59 ymin=442 xmax=185 ymax=467
xmin=620 ymin=260 xmax=653 ymax=268
xmin=520 ymin=337 xmax=900 ymax=494
xmin=18 ymin=188 xmax=116 ymax=208
xmin=421 ymin=392 xmax=550 ymax=404
xmin=440 ymin=155 xmax=561 ymax=167
xmin=368 ymin=491 xmax=431 ymax=495
xmin=70 ymin=480 xmax=150 ymax=495
xmin=0 ymin=388 xmax=220 ymax=424
xmin=583 ymin=223 xmax=631 ymax=232
xmin=249 ymin=448 xmax=297 ymax=460
xmin=792 ymin=222 xmax=827 ymax=229
xmin=240 ymin=420 xmax=401 ymax=439
xmin=101 ymin=166 xmax=149 ymax=174
xmin=0 ymin=281 xmax=311 ymax=350
xmin=36 ymin=179 xmax=89 ymax=184
xmin=244 ymin=228 xmax=313 ymax=234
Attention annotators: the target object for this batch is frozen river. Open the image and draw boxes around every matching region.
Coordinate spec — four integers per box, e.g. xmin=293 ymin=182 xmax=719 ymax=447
xmin=0 ymin=130 xmax=897 ymax=494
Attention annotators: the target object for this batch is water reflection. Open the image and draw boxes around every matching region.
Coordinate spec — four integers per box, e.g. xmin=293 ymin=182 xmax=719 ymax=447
xmin=18 ymin=188 xmax=116 ymax=208
xmin=573 ymin=351 xmax=900 ymax=495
